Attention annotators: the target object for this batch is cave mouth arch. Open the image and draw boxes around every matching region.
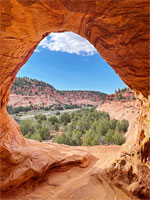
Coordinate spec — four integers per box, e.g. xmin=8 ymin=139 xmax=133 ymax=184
xmin=8 ymin=31 xmax=131 ymax=147
xmin=1 ymin=0 xmax=149 ymax=110
xmin=15 ymin=31 xmax=127 ymax=94
xmin=0 ymin=0 xmax=150 ymax=198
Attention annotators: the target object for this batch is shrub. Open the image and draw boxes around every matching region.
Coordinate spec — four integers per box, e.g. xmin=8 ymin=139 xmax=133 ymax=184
xmin=120 ymin=119 xmax=129 ymax=132
xmin=19 ymin=107 xmax=127 ymax=146
xmin=132 ymin=96 xmax=136 ymax=100
xmin=98 ymin=119 xmax=110 ymax=136
xmin=104 ymin=130 xmax=114 ymax=145
xmin=24 ymin=132 xmax=32 ymax=139
xmin=54 ymin=123 xmax=59 ymax=131
xmin=7 ymin=105 xmax=32 ymax=114
xmin=36 ymin=126 xmax=50 ymax=140
xmin=19 ymin=119 xmax=36 ymax=136
xmin=82 ymin=129 xmax=97 ymax=146
xmin=55 ymin=108 xmax=126 ymax=146
xmin=48 ymin=116 xmax=58 ymax=125
xmin=112 ymin=130 xmax=126 ymax=145
xmin=34 ymin=114 xmax=47 ymax=123
xmin=53 ymin=133 xmax=75 ymax=145
xmin=116 ymin=94 xmax=123 ymax=100
xmin=109 ymin=119 xmax=117 ymax=130
xmin=56 ymin=111 xmax=60 ymax=115
xmin=116 ymin=119 xmax=129 ymax=132
xmin=59 ymin=113 xmax=71 ymax=125
xmin=30 ymin=132 xmax=42 ymax=142
xmin=55 ymin=104 xmax=64 ymax=110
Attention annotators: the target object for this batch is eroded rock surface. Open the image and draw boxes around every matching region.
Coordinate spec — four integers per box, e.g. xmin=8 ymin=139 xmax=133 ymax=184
xmin=0 ymin=0 xmax=150 ymax=199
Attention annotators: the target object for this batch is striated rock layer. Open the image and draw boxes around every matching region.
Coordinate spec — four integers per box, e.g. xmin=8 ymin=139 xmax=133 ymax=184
xmin=0 ymin=0 xmax=150 ymax=199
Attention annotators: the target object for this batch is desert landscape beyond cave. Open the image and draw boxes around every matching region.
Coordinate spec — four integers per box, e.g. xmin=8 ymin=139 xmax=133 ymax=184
xmin=0 ymin=0 xmax=150 ymax=199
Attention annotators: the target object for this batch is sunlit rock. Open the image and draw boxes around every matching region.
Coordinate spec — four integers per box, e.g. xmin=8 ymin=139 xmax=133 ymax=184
xmin=0 ymin=0 xmax=150 ymax=199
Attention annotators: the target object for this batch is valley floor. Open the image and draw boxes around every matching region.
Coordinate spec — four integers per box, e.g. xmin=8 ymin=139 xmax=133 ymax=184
xmin=12 ymin=108 xmax=82 ymax=121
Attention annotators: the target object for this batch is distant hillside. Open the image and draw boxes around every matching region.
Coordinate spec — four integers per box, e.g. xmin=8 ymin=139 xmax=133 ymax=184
xmin=11 ymin=77 xmax=58 ymax=96
xmin=9 ymin=77 xmax=107 ymax=108
xmin=106 ymin=87 xmax=136 ymax=101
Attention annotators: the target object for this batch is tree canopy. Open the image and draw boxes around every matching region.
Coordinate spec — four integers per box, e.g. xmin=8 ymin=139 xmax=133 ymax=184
xmin=53 ymin=108 xmax=127 ymax=146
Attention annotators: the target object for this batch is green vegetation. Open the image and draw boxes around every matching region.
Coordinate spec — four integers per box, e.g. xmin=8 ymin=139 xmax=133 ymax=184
xmin=7 ymin=104 xmax=82 ymax=115
xmin=20 ymin=115 xmax=51 ymax=141
xmin=20 ymin=119 xmax=36 ymax=136
xmin=59 ymin=90 xmax=107 ymax=100
xmin=10 ymin=77 xmax=107 ymax=102
xmin=7 ymin=105 xmax=33 ymax=114
xmin=112 ymin=87 xmax=136 ymax=101
xmin=35 ymin=114 xmax=47 ymax=123
xmin=59 ymin=113 xmax=71 ymax=125
xmin=132 ymin=96 xmax=136 ymax=100
xmin=64 ymin=104 xmax=81 ymax=109
xmin=20 ymin=112 xmax=72 ymax=142
xmin=115 ymin=87 xmax=129 ymax=93
xmin=53 ymin=108 xmax=127 ymax=146
xmin=9 ymin=78 xmax=131 ymax=146
xmin=116 ymin=94 xmax=123 ymax=100
xmin=19 ymin=108 xmax=127 ymax=146
xmin=48 ymin=116 xmax=59 ymax=125
xmin=56 ymin=111 xmax=60 ymax=115
xmin=11 ymin=77 xmax=55 ymax=96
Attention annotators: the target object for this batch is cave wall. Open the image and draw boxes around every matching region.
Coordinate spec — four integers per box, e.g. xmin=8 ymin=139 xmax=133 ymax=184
xmin=0 ymin=0 xmax=150 ymax=198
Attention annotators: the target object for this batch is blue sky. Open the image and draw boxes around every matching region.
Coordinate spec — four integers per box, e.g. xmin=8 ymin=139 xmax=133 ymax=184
xmin=17 ymin=32 xmax=126 ymax=94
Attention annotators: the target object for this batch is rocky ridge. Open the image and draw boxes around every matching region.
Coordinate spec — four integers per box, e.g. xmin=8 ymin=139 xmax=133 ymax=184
xmin=8 ymin=77 xmax=136 ymax=109
xmin=8 ymin=77 xmax=107 ymax=108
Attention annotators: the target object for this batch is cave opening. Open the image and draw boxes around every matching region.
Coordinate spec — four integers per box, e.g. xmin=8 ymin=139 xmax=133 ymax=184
xmin=7 ymin=31 xmax=135 ymax=147
xmin=1 ymin=0 xmax=150 ymax=198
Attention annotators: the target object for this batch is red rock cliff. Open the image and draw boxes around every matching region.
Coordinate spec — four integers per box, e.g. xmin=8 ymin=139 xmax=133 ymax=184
xmin=0 ymin=0 xmax=150 ymax=199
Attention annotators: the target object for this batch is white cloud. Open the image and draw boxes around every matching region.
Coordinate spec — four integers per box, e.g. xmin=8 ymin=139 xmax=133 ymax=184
xmin=34 ymin=48 xmax=40 ymax=53
xmin=38 ymin=32 xmax=97 ymax=56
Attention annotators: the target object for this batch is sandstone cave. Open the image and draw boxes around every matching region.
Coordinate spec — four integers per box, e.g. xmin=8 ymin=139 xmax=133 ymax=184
xmin=0 ymin=0 xmax=150 ymax=199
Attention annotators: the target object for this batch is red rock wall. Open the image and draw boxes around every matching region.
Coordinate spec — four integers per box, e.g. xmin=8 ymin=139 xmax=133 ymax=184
xmin=0 ymin=0 xmax=150 ymax=199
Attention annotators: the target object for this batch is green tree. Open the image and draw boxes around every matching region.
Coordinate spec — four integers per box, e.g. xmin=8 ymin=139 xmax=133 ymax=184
xmin=132 ymin=95 xmax=136 ymax=100
xmin=35 ymin=114 xmax=47 ymax=124
xmin=98 ymin=119 xmax=110 ymax=136
xmin=116 ymin=119 xmax=129 ymax=132
xmin=91 ymin=134 xmax=101 ymax=145
xmin=52 ymin=108 xmax=127 ymax=147
xmin=120 ymin=119 xmax=129 ymax=132
xmin=37 ymin=126 xmax=50 ymax=140
xmin=48 ymin=116 xmax=58 ymax=125
xmin=56 ymin=111 xmax=60 ymax=115
xmin=82 ymin=129 xmax=95 ymax=146
xmin=53 ymin=133 xmax=74 ymax=145
xmin=76 ymin=119 xmax=89 ymax=133
xmin=19 ymin=119 xmax=36 ymax=136
xmin=41 ymin=120 xmax=51 ymax=130
xmin=109 ymin=119 xmax=117 ymax=130
xmin=112 ymin=130 xmax=126 ymax=145
xmin=30 ymin=131 xmax=42 ymax=142
xmin=104 ymin=130 xmax=114 ymax=144
xmin=116 ymin=94 xmax=123 ymax=100
xmin=24 ymin=132 xmax=32 ymax=139
xmin=71 ymin=130 xmax=82 ymax=146
xmin=59 ymin=113 xmax=71 ymax=125
xmin=54 ymin=123 xmax=59 ymax=131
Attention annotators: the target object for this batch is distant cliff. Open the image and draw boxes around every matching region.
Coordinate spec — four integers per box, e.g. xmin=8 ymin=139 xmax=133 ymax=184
xmin=8 ymin=77 xmax=107 ymax=108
